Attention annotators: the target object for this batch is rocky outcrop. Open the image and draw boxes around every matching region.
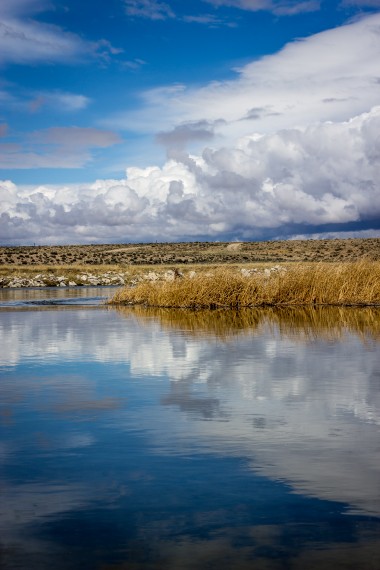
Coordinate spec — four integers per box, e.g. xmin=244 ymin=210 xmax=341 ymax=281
xmin=240 ymin=265 xmax=286 ymax=277
xmin=0 ymin=266 xmax=286 ymax=288
xmin=0 ymin=271 xmax=128 ymax=289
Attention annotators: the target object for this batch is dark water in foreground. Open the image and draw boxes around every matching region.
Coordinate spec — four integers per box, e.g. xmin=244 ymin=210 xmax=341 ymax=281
xmin=0 ymin=288 xmax=380 ymax=569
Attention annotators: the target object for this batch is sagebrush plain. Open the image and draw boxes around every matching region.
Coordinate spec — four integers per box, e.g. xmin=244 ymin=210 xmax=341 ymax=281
xmin=1 ymin=238 xmax=379 ymax=267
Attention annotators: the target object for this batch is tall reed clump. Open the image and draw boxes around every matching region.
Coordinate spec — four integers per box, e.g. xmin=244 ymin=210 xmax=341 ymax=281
xmin=109 ymin=261 xmax=380 ymax=308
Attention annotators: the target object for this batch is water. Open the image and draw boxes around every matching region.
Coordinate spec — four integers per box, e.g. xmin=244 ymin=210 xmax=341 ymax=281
xmin=0 ymin=288 xmax=379 ymax=569
xmin=0 ymin=285 xmax=118 ymax=308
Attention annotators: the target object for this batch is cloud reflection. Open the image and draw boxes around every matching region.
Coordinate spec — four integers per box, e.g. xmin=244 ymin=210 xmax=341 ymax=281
xmin=0 ymin=303 xmax=380 ymax=570
xmin=117 ymin=306 xmax=380 ymax=517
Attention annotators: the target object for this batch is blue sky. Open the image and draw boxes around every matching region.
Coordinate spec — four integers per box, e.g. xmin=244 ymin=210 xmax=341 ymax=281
xmin=1 ymin=0 xmax=380 ymax=244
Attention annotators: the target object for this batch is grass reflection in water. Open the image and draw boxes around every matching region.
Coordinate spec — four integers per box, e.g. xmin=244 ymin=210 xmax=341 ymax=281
xmin=114 ymin=305 xmax=380 ymax=343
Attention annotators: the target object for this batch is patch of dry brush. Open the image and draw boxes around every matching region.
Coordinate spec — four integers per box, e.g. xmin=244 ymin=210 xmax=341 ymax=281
xmin=110 ymin=261 xmax=380 ymax=308
xmin=1 ymin=237 xmax=379 ymax=266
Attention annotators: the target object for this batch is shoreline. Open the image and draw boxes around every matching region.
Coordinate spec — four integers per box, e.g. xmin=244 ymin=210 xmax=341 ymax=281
xmin=1 ymin=260 xmax=380 ymax=310
xmin=0 ymin=270 xmax=128 ymax=289
xmin=0 ymin=264 xmax=285 ymax=289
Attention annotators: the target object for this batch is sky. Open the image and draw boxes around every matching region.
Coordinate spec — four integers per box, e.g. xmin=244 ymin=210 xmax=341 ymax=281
xmin=1 ymin=0 xmax=380 ymax=244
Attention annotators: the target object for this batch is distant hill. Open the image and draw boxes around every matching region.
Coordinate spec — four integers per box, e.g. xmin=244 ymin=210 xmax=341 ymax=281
xmin=0 ymin=238 xmax=379 ymax=266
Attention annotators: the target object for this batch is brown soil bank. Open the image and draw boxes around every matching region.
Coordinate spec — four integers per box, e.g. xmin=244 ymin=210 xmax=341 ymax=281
xmin=109 ymin=261 xmax=380 ymax=308
xmin=1 ymin=237 xmax=379 ymax=266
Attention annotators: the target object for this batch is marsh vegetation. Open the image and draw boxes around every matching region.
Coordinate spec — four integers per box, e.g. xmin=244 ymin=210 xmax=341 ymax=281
xmin=110 ymin=261 xmax=380 ymax=308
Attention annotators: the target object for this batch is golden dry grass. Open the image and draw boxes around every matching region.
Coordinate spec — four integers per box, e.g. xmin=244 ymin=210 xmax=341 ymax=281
xmin=109 ymin=261 xmax=380 ymax=308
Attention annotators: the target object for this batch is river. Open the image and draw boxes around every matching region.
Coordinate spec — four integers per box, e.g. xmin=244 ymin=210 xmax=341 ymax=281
xmin=0 ymin=287 xmax=379 ymax=569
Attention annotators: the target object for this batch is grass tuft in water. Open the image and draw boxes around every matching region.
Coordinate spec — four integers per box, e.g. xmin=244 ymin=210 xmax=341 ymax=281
xmin=109 ymin=261 xmax=380 ymax=308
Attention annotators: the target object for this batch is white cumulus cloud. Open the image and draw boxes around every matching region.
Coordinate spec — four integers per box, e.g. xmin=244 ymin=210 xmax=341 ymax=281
xmin=2 ymin=13 xmax=380 ymax=243
xmin=1 ymin=107 xmax=380 ymax=243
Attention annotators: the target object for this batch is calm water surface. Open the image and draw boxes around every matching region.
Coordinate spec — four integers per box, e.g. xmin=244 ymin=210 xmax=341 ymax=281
xmin=0 ymin=288 xmax=379 ymax=569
